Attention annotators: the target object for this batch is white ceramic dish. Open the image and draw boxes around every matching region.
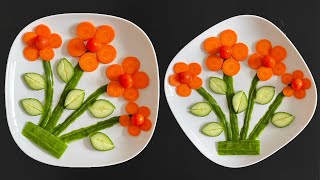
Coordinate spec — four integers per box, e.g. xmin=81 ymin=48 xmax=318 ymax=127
xmin=164 ymin=15 xmax=317 ymax=168
xmin=5 ymin=13 xmax=159 ymax=167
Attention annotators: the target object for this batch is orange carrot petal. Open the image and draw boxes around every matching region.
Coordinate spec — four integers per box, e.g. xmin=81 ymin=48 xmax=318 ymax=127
xmin=35 ymin=24 xmax=51 ymax=38
xmin=79 ymin=52 xmax=99 ymax=72
xmin=271 ymin=46 xmax=287 ymax=61
xmin=107 ymin=81 xmax=124 ymax=97
xmin=220 ymin=29 xmax=237 ymax=46
xmin=23 ymin=46 xmax=39 ymax=61
xmin=132 ymin=71 xmax=149 ymax=89
xmin=138 ymin=106 xmax=151 ymax=118
xmin=119 ymin=115 xmax=131 ymax=127
xmin=140 ymin=119 xmax=152 ymax=131
xmin=302 ymin=78 xmax=311 ymax=89
xmin=256 ymin=39 xmax=272 ymax=56
xmin=169 ymin=74 xmax=181 ymax=86
xmin=174 ymin=62 xmax=189 ymax=73
xmin=67 ymin=38 xmax=86 ymax=57
xmin=281 ymin=73 xmax=293 ymax=85
xmin=95 ymin=25 xmax=115 ymax=44
xmin=49 ymin=33 xmax=62 ymax=48
xmin=126 ymin=102 xmax=139 ymax=115
xmin=76 ymin=22 xmax=96 ymax=41
xmin=257 ymin=67 xmax=273 ymax=81
xmin=203 ymin=37 xmax=222 ymax=54
xmin=106 ymin=64 xmax=124 ymax=81
xmin=232 ymin=43 xmax=249 ymax=61
xmin=128 ymin=125 xmax=141 ymax=136
xmin=283 ymin=86 xmax=294 ymax=97
xmin=292 ymin=70 xmax=304 ymax=79
xmin=272 ymin=62 xmax=286 ymax=76
xmin=122 ymin=56 xmax=140 ymax=74
xmin=188 ymin=76 xmax=202 ymax=89
xmin=188 ymin=63 xmax=202 ymax=76
xmin=206 ymin=54 xmax=223 ymax=71
xmin=176 ymin=84 xmax=192 ymax=97
xmin=23 ymin=32 xmax=38 ymax=46
xmin=123 ymin=87 xmax=139 ymax=101
xmin=294 ymin=89 xmax=306 ymax=99
xmin=97 ymin=45 xmax=117 ymax=64
xmin=222 ymin=58 xmax=240 ymax=76
xmin=248 ymin=53 xmax=263 ymax=70
xmin=39 ymin=48 xmax=54 ymax=61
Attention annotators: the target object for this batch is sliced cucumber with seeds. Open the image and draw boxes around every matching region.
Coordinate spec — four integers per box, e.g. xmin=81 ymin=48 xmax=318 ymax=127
xmin=232 ymin=91 xmax=248 ymax=113
xmin=88 ymin=99 xmax=115 ymax=118
xmin=23 ymin=73 xmax=46 ymax=90
xmin=209 ymin=77 xmax=227 ymax=95
xmin=271 ymin=112 xmax=295 ymax=128
xmin=21 ymin=98 xmax=43 ymax=116
xmin=190 ymin=102 xmax=212 ymax=117
xmin=64 ymin=89 xmax=85 ymax=110
xmin=90 ymin=132 xmax=115 ymax=151
xmin=201 ymin=122 xmax=224 ymax=137
xmin=57 ymin=58 xmax=74 ymax=83
xmin=255 ymin=86 xmax=275 ymax=104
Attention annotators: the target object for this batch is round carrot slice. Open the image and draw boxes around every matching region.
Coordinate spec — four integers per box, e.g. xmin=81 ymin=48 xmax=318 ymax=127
xmin=95 ymin=25 xmax=115 ymax=44
xmin=107 ymin=81 xmax=124 ymax=97
xmin=232 ymin=43 xmax=248 ymax=61
xmin=79 ymin=52 xmax=99 ymax=72
xmin=206 ymin=54 xmax=223 ymax=71
xmin=188 ymin=76 xmax=202 ymax=89
xmin=292 ymin=70 xmax=304 ymax=79
xmin=283 ymin=86 xmax=294 ymax=97
xmin=39 ymin=48 xmax=54 ymax=61
xmin=203 ymin=37 xmax=222 ymax=54
xmin=76 ymin=22 xmax=96 ymax=41
xmin=220 ymin=29 xmax=237 ymax=46
xmin=23 ymin=32 xmax=38 ymax=46
xmin=35 ymin=24 xmax=51 ymax=38
xmin=128 ymin=125 xmax=141 ymax=136
xmin=174 ymin=62 xmax=189 ymax=73
xmin=271 ymin=46 xmax=287 ymax=61
xmin=302 ymin=78 xmax=311 ymax=89
xmin=138 ymin=106 xmax=151 ymax=118
xmin=248 ymin=53 xmax=263 ymax=70
xmin=176 ymin=84 xmax=192 ymax=97
xmin=119 ymin=115 xmax=131 ymax=127
xmin=23 ymin=46 xmax=39 ymax=61
xmin=49 ymin=33 xmax=62 ymax=48
xmin=272 ymin=62 xmax=286 ymax=76
xmin=140 ymin=119 xmax=152 ymax=131
xmin=123 ymin=87 xmax=139 ymax=101
xmin=257 ymin=67 xmax=273 ymax=81
xmin=106 ymin=64 xmax=124 ymax=81
xmin=97 ymin=45 xmax=116 ymax=64
xmin=222 ymin=58 xmax=240 ymax=76
xmin=169 ymin=74 xmax=181 ymax=86
xmin=68 ymin=38 xmax=86 ymax=57
xmin=126 ymin=102 xmax=139 ymax=115
xmin=294 ymin=89 xmax=306 ymax=99
xmin=281 ymin=73 xmax=293 ymax=85
xmin=188 ymin=63 xmax=202 ymax=76
xmin=132 ymin=71 xmax=149 ymax=89
xmin=122 ymin=57 xmax=140 ymax=74
xmin=256 ymin=39 xmax=272 ymax=56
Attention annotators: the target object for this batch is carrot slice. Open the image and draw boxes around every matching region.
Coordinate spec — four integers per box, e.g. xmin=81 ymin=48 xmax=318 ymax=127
xmin=96 ymin=45 xmax=116 ymax=64
xmin=188 ymin=76 xmax=202 ymax=89
xmin=222 ymin=58 xmax=240 ymax=76
xmin=126 ymin=102 xmax=139 ymax=115
xmin=106 ymin=64 xmax=124 ymax=81
xmin=119 ymin=115 xmax=131 ymax=127
xmin=67 ymin=38 xmax=86 ymax=57
xmin=23 ymin=32 xmax=37 ymax=45
xmin=76 ymin=22 xmax=96 ymax=41
xmin=174 ymin=62 xmax=189 ymax=73
xmin=132 ymin=71 xmax=149 ymax=89
xmin=272 ymin=62 xmax=286 ymax=76
xmin=35 ymin=24 xmax=51 ymax=38
xmin=123 ymin=87 xmax=139 ymax=101
xmin=283 ymin=86 xmax=294 ymax=97
xmin=206 ymin=55 xmax=223 ymax=71
xmin=294 ymin=89 xmax=306 ymax=99
xmin=232 ymin=43 xmax=248 ymax=61
xmin=292 ymin=70 xmax=304 ymax=79
xmin=107 ymin=81 xmax=124 ymax=97
xmin=203 ymin=37 xmax=222 ymax=54
xmin=248 ymin=53 xmax=263 ymax=70
xmin=23 ymin=46 xmax=39 ymax=61
xmin=95 ymin=25 xmax=115 ymax=44
xmin=138 ymin=106 xmax=151 ymax=118
xmin=176 ymin=84 xmax=192 ymax=97
xmin=281 ymin=73 xmax=293 ymax=85
xmin=79 ymin=52 xmax=99 ymax=72
xmin=257 ymin=67 xmax=273 ymax=81
xmin=169 ymin=74 xmax=181 ymax=86
xmin=256 ymin=39 xmax=272 ymax=56
xmin=188 ymin=63 xmax=202 ymax=76
xmin=128 ymin=125 xmax=141 ymax=136
xmin=302 ymin=78 xmax=311 ymax=89
xmin=122 ymin=57 xmax=140 ymax=74
xmin=39 ymin=48 xmax=54 ymax=61
xmin=220 ymin=29 xmax=237 ymax=46
xmin=271 ymin=46 xmax=287 ymax=61
xmin=49 ymin=33 xmax=62 ymax=48
xmin=140 ymin=119 xmax=152 ymax=131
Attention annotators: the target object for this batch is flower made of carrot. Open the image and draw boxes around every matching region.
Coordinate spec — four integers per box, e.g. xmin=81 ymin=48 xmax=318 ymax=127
xmin=203 ymin=29 xmax=249 ymax=76
xmin=281 ymin=70 xmax=311 ymax=99
xmin=106 ymin=57 xmax=149 ymax=101
xmin=168 ymin=62 xmax=203 ymax=97
xmin=23 ymin=24 xmax=62 ymax=61
xmin=67 ymin=22 xmax=117 ymax=72
xmin=248 ymin=39 xmax=287 ymax=81
xmin=119 ymin=102 xmax=152 ymax=136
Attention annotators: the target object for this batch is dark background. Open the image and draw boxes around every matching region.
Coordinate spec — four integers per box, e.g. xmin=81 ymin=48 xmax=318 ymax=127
xmin=1 ymin=0 xmax=319 ymax=179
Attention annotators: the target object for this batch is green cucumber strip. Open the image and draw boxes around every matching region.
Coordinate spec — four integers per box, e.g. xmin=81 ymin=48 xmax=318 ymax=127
xmin=21 ymin=98 xmax=43 ymax=116
xmin=248 ymin=92 xmax=285 ymax=140
xmin=209 ymin=77 xmax=227 ymax=95
xmin=52 ymin=84 xmax=107 ymax=136
xmin=240 ymin=75 xmax=259 ymax=140
xmin=190 ymin=102 xmax=212 ymax=117
xmin=38 ymin=61 xmax=54 ymax=128
xmin=24 ymin=73 xmax=46 ymax=90
xmin=64 ymin=89 xmax=85 ymax=110
xmin=88 ymin=99 xmax=115 ymax=118
xmin=22 ymin=121 xmax=68 ymax=159
xmin=196 ymin=87 xmax=232 ymax=140
xmin=232 ymin=91 xmax=248 ymax=113
xmin=217 ymin=140 xmax=260 ymax=155
xmin=271 ymin=112 xmax=294 ymax=128
xmin=57 ymin=58 xmax=74 ymax=83
xmin=60 ymin=116 xmax=119 ymax=143
xmin=90 ymin=132 xmax=115 ymax=151
xmin=201 ymin=122 xmax=223 ymax=137
xmin=44 ymin=64 xmax=83 ymax=132
xmin=223 ymin=74 xmax=239 ymax=141
xmin=255 ymin=86 xmax=275 ymax=104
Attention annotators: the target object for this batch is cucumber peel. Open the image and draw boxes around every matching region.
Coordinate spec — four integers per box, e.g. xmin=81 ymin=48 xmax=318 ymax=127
xmin=57 ymin=58 xmax=74 ymax=83
xmin=190 ymin=102 xmax=212 ymax=117
xmin=24 ymin=73 xmax=46 ymax=90
xmin=271 ymin=112 xmax=294 ymax=128
xmin=64 ymin=89 xmax=85 ymax=110
xmin=217 ymin=140 xmax=260 ymax=155
xmin=21 ymin=98 xmax=43 ymax=116
xmin=209 ymin=77 xmax=227 ymax=95
xmin=232 ymin=91 xmax=248 ymax=113
xmin=201 ymin=122 xmax=224 ymax=137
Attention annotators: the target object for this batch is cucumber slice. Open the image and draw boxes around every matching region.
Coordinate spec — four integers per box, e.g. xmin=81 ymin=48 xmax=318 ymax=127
xmin=190 ymin=102 xmax=212 ymax=117
xmin=90 ymin=132 xmax=115 ymax=151
xmin=23 ymin=73 xmax=46 ymax=90
xmin=201 ymin=122 xmax=224 ymax=137
xmin=57 ymin=58 xmax=74 ymax=83
xmin=64 ymin=89 xmax=85 ymax=110
xmin=21 ymin=98 xmax=43 ymax=116
xmin=209 ymin=77 xmax=227 ymax=95
xmin=271 ymin=112 xmax=295 ymax=128
xmin=88 ymin=99 xmax=115 ymax=118
xmin=255 ymin=86 xmax=275 ymax=104
xmin=232 ymin=91 xmax=248 ymax=113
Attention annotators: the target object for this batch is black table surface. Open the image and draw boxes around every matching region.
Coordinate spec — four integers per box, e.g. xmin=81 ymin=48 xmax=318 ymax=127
xmin=1 ymin=0 xmax=320 ymax=179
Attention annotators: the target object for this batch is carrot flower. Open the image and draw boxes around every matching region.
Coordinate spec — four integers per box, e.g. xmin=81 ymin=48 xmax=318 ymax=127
xmin=281 ymin=70 xmax=311 ymax=99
